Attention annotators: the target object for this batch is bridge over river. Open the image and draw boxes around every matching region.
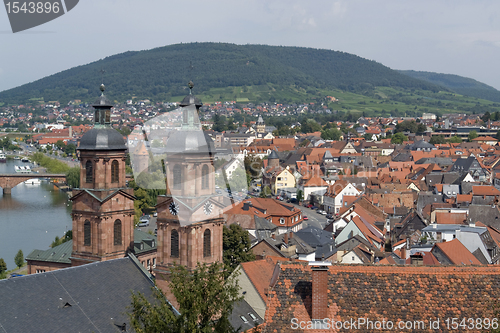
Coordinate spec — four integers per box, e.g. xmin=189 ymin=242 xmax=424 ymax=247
xmin=0 ymin=174 xmax=66 ymax=195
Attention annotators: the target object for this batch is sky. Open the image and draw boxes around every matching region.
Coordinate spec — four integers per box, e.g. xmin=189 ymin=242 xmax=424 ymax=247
xmin=1 ymin=0 xmax=500 ymax=93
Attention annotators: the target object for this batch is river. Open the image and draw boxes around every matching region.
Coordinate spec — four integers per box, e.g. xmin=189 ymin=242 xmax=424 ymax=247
xmin=0 ymin=159 xmax=72 ymax=270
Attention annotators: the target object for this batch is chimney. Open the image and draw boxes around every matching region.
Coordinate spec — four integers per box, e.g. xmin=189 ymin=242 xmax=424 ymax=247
xmin=284 ymin=233 xmax=289 ymax=244
xmin=289 ymin=231 xmax=293 ymax=239
xmin=310 ymin=261 xmax=331 ymax=321
xmin=400 ymin=247 xmax=406 ymax=261
xmin=243 ymin=202 xmax=251 ymax=211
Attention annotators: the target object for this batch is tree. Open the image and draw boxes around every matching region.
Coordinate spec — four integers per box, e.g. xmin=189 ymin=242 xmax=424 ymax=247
xmin=321 ymin=128 xmax=342 ymax=140
xmin=66 ymin=166 xmax=80 ymax=188
xmin=50 ymin=230 xmax=72 ymax=248
xmin=14 ymin=249 xmax=24 ymax=269
xmin=223 ymin=224 xmax=255 ymax=277
xmin=260 ymin=186 xmax=271 ymax=198
xmin=468 ymin=130 xmax=478 ymax=142
xmin=482 ymin=111 xmax=491 ymax=123
xmin=244 ymin=155 xmax=263 ymax=178
xmin=55 ymin=140 xmax=65 ymax=150
xmin=429 ymin=135 xmax=446 ymax=145
xmin=447 ymin=135 xmax=462 ymax=143
xmin=226 ymin=167 xmax=247 ymax=192
xmin=296 ymin=189 xmax=304 ymax=203
xmin=129 ymin=287 xmax=177 ymax=333
xmin=129 ymin=262 xmax=241 ymax=333
xmin=391 ymin=132 xmax=408 ymax=144
xmin=0 ymin=258 xmax=6 ymax=276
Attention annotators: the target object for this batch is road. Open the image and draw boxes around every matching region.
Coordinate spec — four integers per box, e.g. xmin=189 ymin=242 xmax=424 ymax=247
xmin=136 ymin=215 xmax=158 ymax=236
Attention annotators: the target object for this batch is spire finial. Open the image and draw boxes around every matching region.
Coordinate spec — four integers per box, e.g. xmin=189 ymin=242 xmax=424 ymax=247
xmin=100 ymin=83 xmax=105 ymax=94
xmin=188 ymin=81 xmax=194 ymax=95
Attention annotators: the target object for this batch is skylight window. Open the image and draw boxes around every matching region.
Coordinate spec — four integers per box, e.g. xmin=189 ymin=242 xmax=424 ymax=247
xmin=240 ymin=316 xmax=248 ymax=323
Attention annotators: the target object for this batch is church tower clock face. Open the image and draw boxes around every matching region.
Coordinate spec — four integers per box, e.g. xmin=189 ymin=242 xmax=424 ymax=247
xmin=203 ymin=201 xmax=213 ymax=215
xmin=169 ymin=201 xmax=180 ymax=216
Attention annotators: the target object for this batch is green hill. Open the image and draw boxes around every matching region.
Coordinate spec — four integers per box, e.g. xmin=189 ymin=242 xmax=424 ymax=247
xmin=0 ymin=43 xmax=444 ymax=105
xmin=398 ymin=70 xmax=500 ymax=102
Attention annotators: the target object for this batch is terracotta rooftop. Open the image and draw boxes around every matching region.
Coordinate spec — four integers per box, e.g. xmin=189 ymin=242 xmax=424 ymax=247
xmin=263 ymin=262 xmax=500 ymax=332
xmin=240 ymin=257 xmax=280 ymax=302
xmin=472 ymin=185 xmax=500 ymax=196
xmin=435 ymin=211 xmax=467 ymax=225
xmin=433 ymin=239 xmax=482 ymax=265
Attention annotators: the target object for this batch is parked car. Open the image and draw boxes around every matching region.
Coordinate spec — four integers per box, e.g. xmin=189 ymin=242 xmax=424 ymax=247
xmin=316 ymin=209 xmax=325 ymax=214
xmin=153 ymin=212 xmax=158 ymax=217
xmin=305 ymin=203 xmax=313 ymax=208
xmin=325 ymin=214 xmax=334 ymax=219
xmin=289 ymin=198 xmax=298 ymax=203
xmin=138 ymin=217 xmax=150 ymax=227
xmin=303 ymin=216 xmax=308 ymax=220
xmin=311 ymin=206 xmax=318 ymax=210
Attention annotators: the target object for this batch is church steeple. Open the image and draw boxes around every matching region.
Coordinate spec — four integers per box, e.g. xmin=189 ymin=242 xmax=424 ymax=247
xmin=70 ymin=85 xmax=135 ymax=267
xmin=93 ymin=84 xmax=113 ymax=127
xmin=155 ymin=81 xmax=224 ymax=273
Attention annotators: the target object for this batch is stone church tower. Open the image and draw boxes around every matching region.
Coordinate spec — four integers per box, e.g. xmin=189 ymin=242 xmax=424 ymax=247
xmin=155 ymin=83 xmax=224 ymax=274
xmin=256 ymin=115 xmax=266 ymax=134
xmin=70 ymin=85 xmax=135 ymax=267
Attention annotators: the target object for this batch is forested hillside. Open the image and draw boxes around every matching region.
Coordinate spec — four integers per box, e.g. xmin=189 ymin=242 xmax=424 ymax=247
xmin=0 ymin=43 xmax=443 ymax=104
xmin=399 ymin=70 xmax=500 ymax=102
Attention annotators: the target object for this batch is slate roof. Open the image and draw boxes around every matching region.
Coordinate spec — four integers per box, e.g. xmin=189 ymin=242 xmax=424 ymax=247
xmin=133 ymin=229 xmax=158 ymax=255
xmin=26 ymin=240 xmax=72 ymax=264
xmin=263 ymin=262 xmax=500 ymax=332
xmin=416 ymin=193 xmax=444 ymax=214
xmin=468 ymin=205 xmax=500 ymax=229
xmin=0 ymin=256 xmax=161 ymax=332
xmin=407 ymin=139 xmax=436 ymax=151
xmin=294 ymin=226 xmax=334 ymax=248
xmin=229 ymin=299 xmax=263 ymax=332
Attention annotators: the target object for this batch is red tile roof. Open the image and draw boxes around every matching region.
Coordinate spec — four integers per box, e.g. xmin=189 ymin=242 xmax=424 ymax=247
xmin=263 ymin=263 xmax=500 ymax=332
xmin=472 ymin=185 xmax=500 ymax=196
xmin=433 ymin=239 xmax=482 ymax=265
xmin=240 ymin=257 xmax=278 ymax=302
xmin=435 ymin=211 xmax=467 ymax=225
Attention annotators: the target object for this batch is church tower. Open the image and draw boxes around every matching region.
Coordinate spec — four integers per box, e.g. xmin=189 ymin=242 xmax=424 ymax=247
xmin=256 ymin=115 xmax=266 ymax=134
xmin=155 ymin=82 xmax=224 ymax=274
xmin=70 ymin=85 xmax=135 ymax=267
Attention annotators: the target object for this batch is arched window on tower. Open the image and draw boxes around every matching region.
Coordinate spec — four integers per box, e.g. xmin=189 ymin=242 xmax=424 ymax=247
xmin=85 ymin=160 xmax=93 ymax=183
xmin=171 ymin=229 xmax=179 ymax=258
xmin=114 ymin=219 xmax=122 ymax=245
xmin=111 ymin=160 xmax=119 ymax=183
xmin=173 ymin=165 xmax=182 ymax=190
xmin=202 ymin=164 xmax=209 ymax=189
xmin=84 ymin=220 xmax=91 ymax=246
xmin=203 ymin=229 xmax=211 ymax=257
